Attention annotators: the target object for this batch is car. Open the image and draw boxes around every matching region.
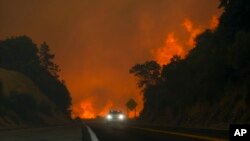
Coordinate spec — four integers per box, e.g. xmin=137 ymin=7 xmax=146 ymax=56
xmin=105 ymin=110 xmax=126 ymax=124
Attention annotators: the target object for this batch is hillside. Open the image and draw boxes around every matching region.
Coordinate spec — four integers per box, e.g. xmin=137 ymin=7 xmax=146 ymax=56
xmin=130 ymin=0 xmax=250 ymax=129
xmin=0 ymin=68 xmax=70 ymax=129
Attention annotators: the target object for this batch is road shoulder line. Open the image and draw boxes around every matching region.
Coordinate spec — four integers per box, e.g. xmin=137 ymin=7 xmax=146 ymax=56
xmin=129 ymin=126 xmax=228 ymax=141
xmin=86 ymin=126 xmax=99 ymax=141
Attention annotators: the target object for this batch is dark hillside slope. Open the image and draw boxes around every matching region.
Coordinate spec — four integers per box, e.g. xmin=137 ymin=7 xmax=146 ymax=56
xmin=0 ymin=68 xmax=70 ymax=129
xmin=130 ymin=0 xmax=250 ymax=129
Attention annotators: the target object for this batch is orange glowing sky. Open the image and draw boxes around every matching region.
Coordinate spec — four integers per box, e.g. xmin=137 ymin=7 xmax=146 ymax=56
xmin=0 ymin=0 xmax=221 ymax=118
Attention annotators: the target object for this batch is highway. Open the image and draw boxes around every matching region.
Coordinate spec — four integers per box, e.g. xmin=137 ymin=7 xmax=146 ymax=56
xmin=83 ymin=120 xmax=229 ymax=141
xmin=0 ymin=121 xmax=229 ymax=141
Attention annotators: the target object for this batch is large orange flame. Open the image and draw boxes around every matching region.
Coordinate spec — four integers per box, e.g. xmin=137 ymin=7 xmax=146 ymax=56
xmin=72 ymin=16 xmax=220 ymax=119
xmin=155 ymin=16 xmax=219 ymax=65
xmin=71 ymin=98 xmax=114 ymax=119
xmin=182 ymin=18 xmax=203 ymax=47
xmin=155 ymin=32 xmax=185 ymax=65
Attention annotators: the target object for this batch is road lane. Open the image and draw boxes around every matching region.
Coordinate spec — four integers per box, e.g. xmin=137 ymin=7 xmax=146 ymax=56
xmin=0 ymin=124 xmax=82 ymax=141
xmin=86 ymin=121 xmax=229 ymax=141
xmin=0 ymin=121 xmax=229 ymax=141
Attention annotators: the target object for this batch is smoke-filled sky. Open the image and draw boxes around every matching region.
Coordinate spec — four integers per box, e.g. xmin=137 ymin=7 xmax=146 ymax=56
xmin=0 ymin=0 xmax=221 ymax=118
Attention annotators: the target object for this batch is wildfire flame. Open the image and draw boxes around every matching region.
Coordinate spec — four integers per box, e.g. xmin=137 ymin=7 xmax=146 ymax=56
xmin=71 ymin=98 xmax=113 ymax=119
xmin=182 ymin=18 xmax=203 ymax=47
xmin=155 ymin=32 xmax=185 ymax=65
xmin=210 ymin=15 xmax=219 ymax=30
xmin=155 ymin=16 xmax=219 ymax=65
xmin=72 ymin=16 xmax=219 ymax=119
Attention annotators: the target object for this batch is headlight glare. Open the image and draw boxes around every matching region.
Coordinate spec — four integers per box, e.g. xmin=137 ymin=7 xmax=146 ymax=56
xmin=118 ymin=114 xmax=124 ymax=120
xmin=107 ymin=114 xmax=112 ymax=120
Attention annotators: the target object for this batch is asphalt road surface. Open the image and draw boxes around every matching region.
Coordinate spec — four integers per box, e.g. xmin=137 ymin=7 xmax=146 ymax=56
xmin=0 ymin=124 xmax=82 ymax=141
xmin=84 ymin=121 xmax=229 ymax=141
xmin=0 ymin=121 xmax=229 ymax=141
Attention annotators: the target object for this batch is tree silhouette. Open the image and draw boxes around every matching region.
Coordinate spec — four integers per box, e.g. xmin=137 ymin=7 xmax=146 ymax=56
xmin=39 ymin=42 xmax=60 ymax=78
xmin=0 ymin=36 xmax=72 ymax=117
xmin=0 ymin=36 xmax=40 ymax=72
xmin=129 ymin=61 xmax=161 ymax=89
xmin=218 ymin=0 xmax=229 ymax=8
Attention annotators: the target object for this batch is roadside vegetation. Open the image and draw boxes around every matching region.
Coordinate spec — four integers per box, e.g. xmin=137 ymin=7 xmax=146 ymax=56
xmin=130 ymin=0 xmax=250 ymax=128
xmin=0 ymin=36 xmax=72 ymax=127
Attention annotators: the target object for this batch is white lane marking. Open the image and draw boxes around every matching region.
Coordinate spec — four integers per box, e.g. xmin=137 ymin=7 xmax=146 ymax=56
xmin=86 ymin=126 xmax=99 ymax=141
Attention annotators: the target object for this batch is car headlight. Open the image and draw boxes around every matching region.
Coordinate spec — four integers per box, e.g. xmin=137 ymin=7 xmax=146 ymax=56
xmin=106 ymin=114 xmax=112 ymax=120
xmin=118 ymin=114 xmax=124 ymax=120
